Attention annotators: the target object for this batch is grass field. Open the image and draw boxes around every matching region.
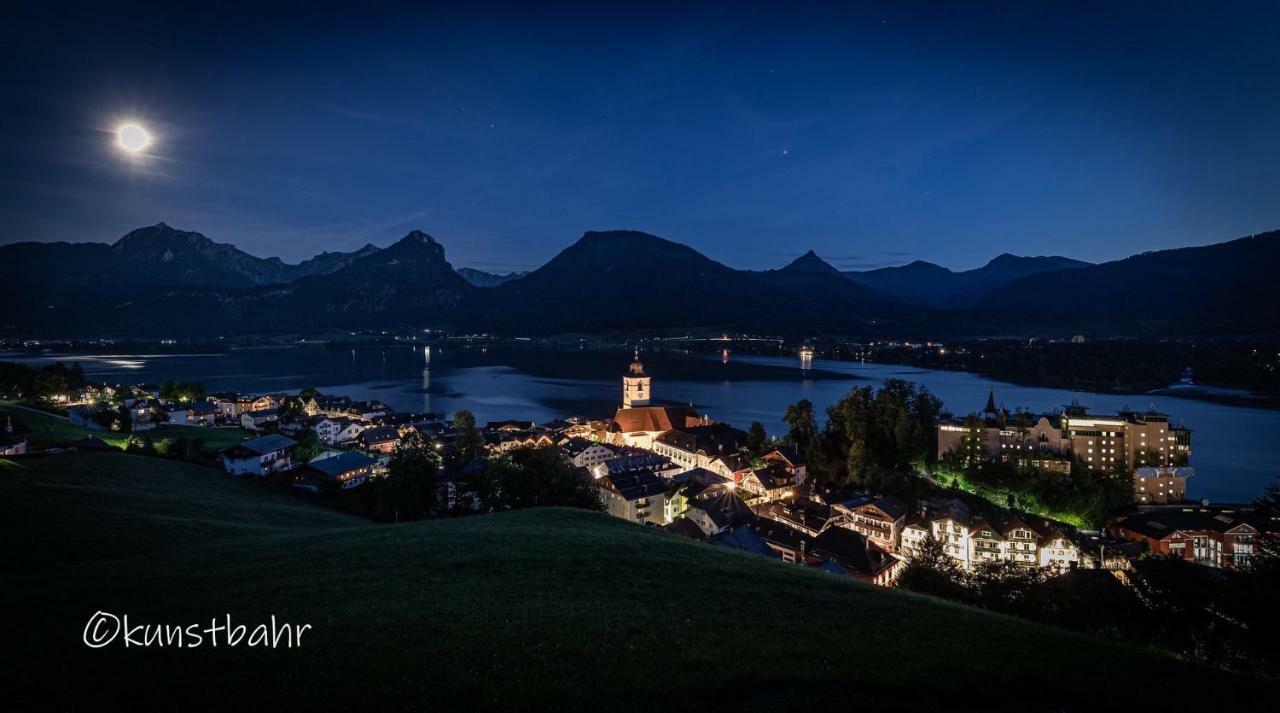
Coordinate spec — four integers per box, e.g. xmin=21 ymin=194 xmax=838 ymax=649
xmin=0 ymin=400 xmax=253 ymax=450
xmin=3 ymin=452 xmax=1251 ymax=711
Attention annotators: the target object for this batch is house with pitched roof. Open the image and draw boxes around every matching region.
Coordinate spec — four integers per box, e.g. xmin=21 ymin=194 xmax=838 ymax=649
xmin=664 ymin=467 xmax=730 ymax=522
xmin=839 ymin=495 xmax=907 ymax=554
xmin=652 ymin=422 xmax=749 ymax=472
xmin=1025 ymin=515 xmax=1080 ymax=571
xmin=590 ymin=453 xmax=681 ymax=481
xmin=165 ymin=400 xmax=219 ymax=426
xmin=240 ymin=409 xmax=279 ymax=432
xmin=314 ymin=416 xmax=366 ymax=445
xmin=756 ymin=497 xmax=842 ymax=537
xmin=561 ymin=437 xmax=617 ymax=469
xmin=760 ymin=446 xmax=807 ymax=483
xmin=967 ymin=515 xmax=1006 ymax=565
xmin=750 ymin=518 xmax=820 ymax=564
xmin=220 ymin=434 xmax=297 ymax=476
xmin=303 ymin=393 xmax=354 ymax=417
xmin=810 ymin=527 xmax=903 ymax=585
xmin=359 ymin=426 xmax=401 ymax=454
xmin=900 ymin=518 xmax=931 ymax=558
xmin=711 ymin=525 xmax=782 ymax=559
xmin=683 ymin=485 xmax=756 ymax=537
xmin=595 ymin=469 xmax=668 ymax=525
xmin=293 ymin=451 xmax=376 ymax=492
xmin=927 ymin=499 xmax=974 ymax=569
xmin=1112 ymin=506 xmax=1272 ymax=570
xmin=738 ymin=461 xmax=803 ymax=501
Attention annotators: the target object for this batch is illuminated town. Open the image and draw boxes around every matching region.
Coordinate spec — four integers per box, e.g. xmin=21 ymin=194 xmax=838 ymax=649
xmin=5 ymin=1 xmax=1280 ymax=708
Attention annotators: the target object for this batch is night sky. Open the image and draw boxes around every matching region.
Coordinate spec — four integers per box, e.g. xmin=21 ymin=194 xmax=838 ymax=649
xmin=3 ymin=1 xmax=1278 ymax=272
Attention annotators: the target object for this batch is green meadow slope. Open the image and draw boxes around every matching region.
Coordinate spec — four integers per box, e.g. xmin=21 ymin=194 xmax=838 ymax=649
xmin=2 ymin=453 xmax=1249 ymax=711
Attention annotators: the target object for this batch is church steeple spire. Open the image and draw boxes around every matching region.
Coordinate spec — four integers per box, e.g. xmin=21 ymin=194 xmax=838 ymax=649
xmin=629 ymin=348 xmax=646 ymax=376
xmin=984 ymin=388 xmax=997 ymax=416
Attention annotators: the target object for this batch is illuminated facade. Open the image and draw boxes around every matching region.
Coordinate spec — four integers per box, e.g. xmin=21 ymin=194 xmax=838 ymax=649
xmin=621 ymin=349 xmax=651 ymax=408
xmin=937 ymin=393 xmax=1192 ymax=477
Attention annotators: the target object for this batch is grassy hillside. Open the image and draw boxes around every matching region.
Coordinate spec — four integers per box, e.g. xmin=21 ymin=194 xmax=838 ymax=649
xmin=3 ymin=452 xmax=1248 ymax=711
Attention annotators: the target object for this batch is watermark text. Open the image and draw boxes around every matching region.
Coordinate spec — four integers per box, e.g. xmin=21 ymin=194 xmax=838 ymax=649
xmin=82 ymin=611 xmax=311 ymax=649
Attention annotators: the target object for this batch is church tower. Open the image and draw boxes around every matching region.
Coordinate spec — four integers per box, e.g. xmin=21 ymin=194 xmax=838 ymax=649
xmin=622 ymin=349 xmax=651 ymax=408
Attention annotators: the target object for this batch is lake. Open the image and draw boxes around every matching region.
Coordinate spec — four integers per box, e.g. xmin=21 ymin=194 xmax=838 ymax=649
xmin=5 ymin=344 xmax=1276 ymax=503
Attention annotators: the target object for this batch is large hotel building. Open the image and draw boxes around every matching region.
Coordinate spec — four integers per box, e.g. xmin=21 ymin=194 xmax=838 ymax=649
xmin=937 ymin=392 xmax=1192 ymax=502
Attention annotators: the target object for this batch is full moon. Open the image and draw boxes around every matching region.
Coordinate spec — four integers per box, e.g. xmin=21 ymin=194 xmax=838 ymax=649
xmin=116 ymin=123 xmax=152 ymax=153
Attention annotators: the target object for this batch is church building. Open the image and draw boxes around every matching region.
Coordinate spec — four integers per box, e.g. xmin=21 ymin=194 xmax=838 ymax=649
xmin=608 ymin=350 xmax=704 ymax=449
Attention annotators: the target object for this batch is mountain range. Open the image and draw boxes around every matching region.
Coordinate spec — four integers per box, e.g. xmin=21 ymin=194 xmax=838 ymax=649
xmin=457 ymin=268 xmax=527 ymax=288
xmin=777 ymin=249 xmax=1091 ymax=307
xmin=2 ymin=223 xmax=1277 ymax=338
xmin=465 ymin=231 xmax=906 ymax=333
xmin=845 ymin=254 xmax=1090 ymax=307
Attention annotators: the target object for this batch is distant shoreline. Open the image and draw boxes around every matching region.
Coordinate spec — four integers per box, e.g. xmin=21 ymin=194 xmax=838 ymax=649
xmin=5 ymin=336 xmax=1279 ymax=411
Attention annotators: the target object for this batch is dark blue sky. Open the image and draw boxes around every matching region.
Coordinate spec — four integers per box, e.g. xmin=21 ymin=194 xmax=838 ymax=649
xmin=3 ymin=1 xmax=1278 ymax=271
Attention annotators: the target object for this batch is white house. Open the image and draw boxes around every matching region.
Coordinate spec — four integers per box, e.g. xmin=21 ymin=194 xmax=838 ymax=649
xmin=241 ymin=410 xmax=279 ymax=432
xmin=166 ymin=401 xmax=219 ymax=426
xmin=561 ymin=437 xmax=617 ymax=469
xmin=900 ymin=521 xmax=930 ymax=558
xmin=931 ymin=514 xmax=972 ymax=569
xmin=220 ymin=434 xmax=297 ymax=476
xmin=314 ymin=416 xmax=366 ymax=446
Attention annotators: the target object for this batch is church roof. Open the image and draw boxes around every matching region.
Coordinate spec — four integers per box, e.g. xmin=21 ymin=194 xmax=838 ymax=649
xmin=610 ymin=405 xmax=699 ymax=434
xmin=655 ymin=422 xmax=748 ymax=456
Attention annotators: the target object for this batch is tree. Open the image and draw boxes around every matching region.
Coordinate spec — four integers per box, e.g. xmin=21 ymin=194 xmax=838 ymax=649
xmin=897 ymin=534 xmax=966 ymax=600
xmin=807 ymin=379 xmax=942 ymax=489
xmin=782 ymin=399 xmax=816 ymax=453
xmin=376 ymin=434 xmax=441 ymax=521
xmin=160 ymin=380 xmax=206 ymax=403
xmin=450 ymin=410 xmax=485 ymax=466
xmin=31 ymin=361 xmax=87 ymax=400
xmin=166 ymin=436 xmax=206 ymax=462
xmin=149 ymin=403 xmax=170 ymax=424
xmin=292 ymin=428 xmax=325 ymax=463
xmin=1130 ymin=556 xmax=1234 ymax=664
xmin=278 ymin=397 xmax=306 ymax=419
xmin=127 ymin=433 xmax=158 ymax=456
xmin=91 ymin=404 xmax=132 ymax=432
xmin=968 ymin=560 xmax=1048 ymax=619
xmin=486 ymin=447 xmax=602 ymax=511
xmin=746 ymin=421 xmax=769 ymax=457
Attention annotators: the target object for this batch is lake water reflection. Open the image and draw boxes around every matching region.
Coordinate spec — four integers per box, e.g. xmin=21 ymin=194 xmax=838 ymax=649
xmin=5 ymin=344 xmax=1276 ymax=502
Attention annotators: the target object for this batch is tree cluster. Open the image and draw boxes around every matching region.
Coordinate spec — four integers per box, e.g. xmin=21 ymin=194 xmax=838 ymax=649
xmin=0 ymin=361 xmax=87 ymax=400
xmin=159 ymin=380 xmax=207 ymax=403
xmin=783 ymin=379 xmax=942 ymax=493
xmin=936 ymin=451 xmax=1132 ymax=529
